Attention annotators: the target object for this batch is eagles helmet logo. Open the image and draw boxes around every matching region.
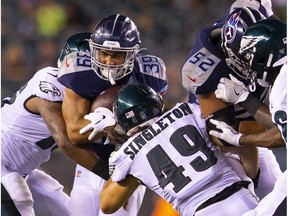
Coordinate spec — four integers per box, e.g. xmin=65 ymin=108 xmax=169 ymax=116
xmin=39 ymin=81 xmax=61 ymax=97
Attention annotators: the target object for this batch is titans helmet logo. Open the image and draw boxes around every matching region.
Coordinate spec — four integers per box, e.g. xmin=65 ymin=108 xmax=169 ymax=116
xmin=223 ymin=11 xmax=241 ymax=43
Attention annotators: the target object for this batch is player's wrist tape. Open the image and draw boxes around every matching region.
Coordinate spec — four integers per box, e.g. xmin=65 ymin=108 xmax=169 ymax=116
xmin=92 ymin=159 xmax=110 ymax=180
xmin=238 ymin=94 xmax=263 ymax=116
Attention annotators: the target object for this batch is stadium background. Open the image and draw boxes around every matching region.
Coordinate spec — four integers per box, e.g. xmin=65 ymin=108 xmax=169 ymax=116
xmin=1 ymin=0 xmax=287 ymax=215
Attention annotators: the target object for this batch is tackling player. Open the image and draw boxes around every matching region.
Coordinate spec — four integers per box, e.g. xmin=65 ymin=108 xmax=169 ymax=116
xmin=1 ymin=32 xmax=98 ymax=216
xmin=100 ymin=84 xmax=259 ymax=216
xmin=180 ymin=0 xmax=282 ymax=200
xmin=209 ymin=18 xmax=287 ymax=216
xmin=57 ymin=14 xmax=168 ymax=216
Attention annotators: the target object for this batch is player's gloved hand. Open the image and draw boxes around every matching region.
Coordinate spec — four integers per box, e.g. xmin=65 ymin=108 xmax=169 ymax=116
xmin=209 ymin=119 xmax=242 ymax=146
xmin=215 ymin=74 xmax=250 ymax=104
xmin=79 ymin=107 xmax=116 ymax=141
xmin=261 ymin=0 xmax=274 ymax=17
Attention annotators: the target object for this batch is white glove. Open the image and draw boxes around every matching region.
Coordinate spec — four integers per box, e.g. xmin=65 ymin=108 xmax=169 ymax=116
xmin=242 ymin=210 xmax=271 ymax=216
xmin=79 ymin=107 xmax=116 ymax=141
xmin=215 ymin=74 xmax=250 ymax=104
xmin=261 ymin=0 xmax=274 ymax=17
xmin=209 ymin=119 xmax=242 ymax=146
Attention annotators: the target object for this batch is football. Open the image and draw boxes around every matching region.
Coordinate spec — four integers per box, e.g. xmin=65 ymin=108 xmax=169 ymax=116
xmin=90 ymin=85 xmax=123 ymax=112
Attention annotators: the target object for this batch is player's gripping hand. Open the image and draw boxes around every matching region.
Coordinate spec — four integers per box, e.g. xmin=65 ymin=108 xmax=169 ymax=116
xmin=215 ymin=74 xmax=250 ymax=104
xmin=80 ymin=107 xmax=116 ymax=141
xmin=209 ymin=119 xmax=242 ymax=146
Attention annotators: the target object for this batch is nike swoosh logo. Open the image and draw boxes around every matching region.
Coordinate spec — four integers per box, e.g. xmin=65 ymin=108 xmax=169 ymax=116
xmin=94 ymin=115 xmax=106 ymax=124
xmin=187 ymin=75 xmax=196 ymax=82
xmin=66 ymin=58 xmax=70 ymax=67
xmin=234 ymin=89 xmax=240 ymax=96
xmin=47 ymin=72 xmax=57 ymax=78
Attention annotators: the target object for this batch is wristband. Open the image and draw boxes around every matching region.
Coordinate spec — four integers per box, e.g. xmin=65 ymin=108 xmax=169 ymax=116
xmin=92 ymin=159 xmax=110 ymax=180
xmin=238 ymin=94 xmax=263 ymax=117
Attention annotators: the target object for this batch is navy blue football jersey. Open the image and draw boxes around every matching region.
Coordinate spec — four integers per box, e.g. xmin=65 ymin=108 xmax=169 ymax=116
xmin=58 ymin=51 xmax=168 ymax=160
xmin=181 ymin=5 xmax=269 ymax=120
xmin=58 ymin=51 xmax=168 ymax=101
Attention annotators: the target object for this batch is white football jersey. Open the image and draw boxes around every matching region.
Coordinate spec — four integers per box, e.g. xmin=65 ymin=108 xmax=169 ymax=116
xmin=1 ymin=67 xmax=64 ymax=175
xmin=269 ymin=63 xmax=287 ymax=144
xmin=109 ymin=103 xmax=241 ymax=215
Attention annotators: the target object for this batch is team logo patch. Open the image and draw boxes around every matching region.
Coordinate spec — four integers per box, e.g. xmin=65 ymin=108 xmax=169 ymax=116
xmin=239 ymin=35 xmax=266 ymax=57
xmin=39 ymin=81 xmax=61 ymax=97
xmin=187 ymin=75 xmax=196 ymax=82
xmin=65 ymin=58 xmax=70 ymax=67
xmin=125 ymin=110 xmax=135 ymax=119
xmin=109 ymin=165 xmax=115 ymax=176
xmin=223 ymin=11 xmax=241 ymax=43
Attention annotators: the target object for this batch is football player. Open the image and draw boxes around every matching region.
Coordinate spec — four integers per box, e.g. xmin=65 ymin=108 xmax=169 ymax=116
xmin=100 ymin=83 xmax=259 ymax=216
xmin=1 ymin=32 xmax=97 ymax=216
xmin=210 ymin=18 xmax=287 ymax=147
xmin=180 ymin=0 xmax=283 ymax=200
xmin=209 ymin=18 xmax=287 ymax=216
xmin=57 ymin=14 xmax=168 ymax=215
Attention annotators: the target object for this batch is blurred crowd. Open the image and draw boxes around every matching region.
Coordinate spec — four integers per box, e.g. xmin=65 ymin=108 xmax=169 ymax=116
xmin=1 ymin=0 xmax=286 ymax=103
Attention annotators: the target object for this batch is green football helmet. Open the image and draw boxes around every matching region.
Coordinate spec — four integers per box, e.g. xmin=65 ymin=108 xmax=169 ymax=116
xmin=57 ymin=32 xmax=91 ymax=68
xmin=113 ymin=84 xmax=164 ymax=135
xmin=238 ymin=18 xmax=287 ymax=86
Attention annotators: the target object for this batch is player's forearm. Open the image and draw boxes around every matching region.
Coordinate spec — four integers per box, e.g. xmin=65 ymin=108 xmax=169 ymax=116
xmin=220 ymin=146 xmax=259 ymax=179
xmin=62 ymin=88 xmax=95 ymax=144
xmin=100 ymin=176 xmax=140 ymax=214
xmin=100 ymin=179 xmax=121 ymax=214
xmin=65 ymin=119 xmax=95 ymax=144
xmin=239 ymin=94 xmax=274 ymax=129
xmin=239 ymin=127 xmax=285 ymax=148
xmin=253 ymin=105 xmax=275 ymax=129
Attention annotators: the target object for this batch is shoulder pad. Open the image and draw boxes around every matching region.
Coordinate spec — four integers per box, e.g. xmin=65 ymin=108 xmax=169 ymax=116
xmin=135 ymin=54 xmax=167 ymax=81
xmin=58 ymin=51 xmax=92 ymax=79
xmin=34 ymin=67 xmax=64 ymax=101
xmin=181 ymin=47 xmax=221 ymax=94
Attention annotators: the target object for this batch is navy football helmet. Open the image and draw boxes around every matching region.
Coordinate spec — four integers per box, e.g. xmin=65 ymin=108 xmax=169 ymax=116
xmin=113 ymin=84 xmax=163 ymax=135
xmin=57 ymin=32 xmax=91 ymax=68
xmin=221 ymin=7 xmax=266 ymax=86
xmin=238 ymin=18 xmax=287 ymax=86
xmin=89 ymin=14 xmax=141 ymax=85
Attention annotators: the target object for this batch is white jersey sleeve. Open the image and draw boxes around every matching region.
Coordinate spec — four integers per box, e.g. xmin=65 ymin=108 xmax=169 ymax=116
xmin=109 ymin=103 xmax=241 ymax=215
xmin=269 ymin=63 xmax=287 ymax=143
xmin=1 ymin=67 xmax=64 ymax=175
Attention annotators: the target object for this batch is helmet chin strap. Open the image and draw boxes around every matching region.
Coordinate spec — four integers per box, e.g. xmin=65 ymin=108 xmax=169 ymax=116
xmin=248 ymin=81 xmax=256 ymax=92
xmin=109 ymin=76 xmax=116 ymax=85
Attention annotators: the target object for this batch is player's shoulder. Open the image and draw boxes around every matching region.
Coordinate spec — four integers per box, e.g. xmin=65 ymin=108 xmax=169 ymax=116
xmin=134 ymin=53 xmax=167 ymax=79
xmin=58 ymin=51 xmax=92 ymax=78
xmin=33 ymin=66 xmax=59 ymax=81
xmin=31 ymin=67 xmax=64 ymax=101
xmin=135 ymin=53 xmax=166 ymax=69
